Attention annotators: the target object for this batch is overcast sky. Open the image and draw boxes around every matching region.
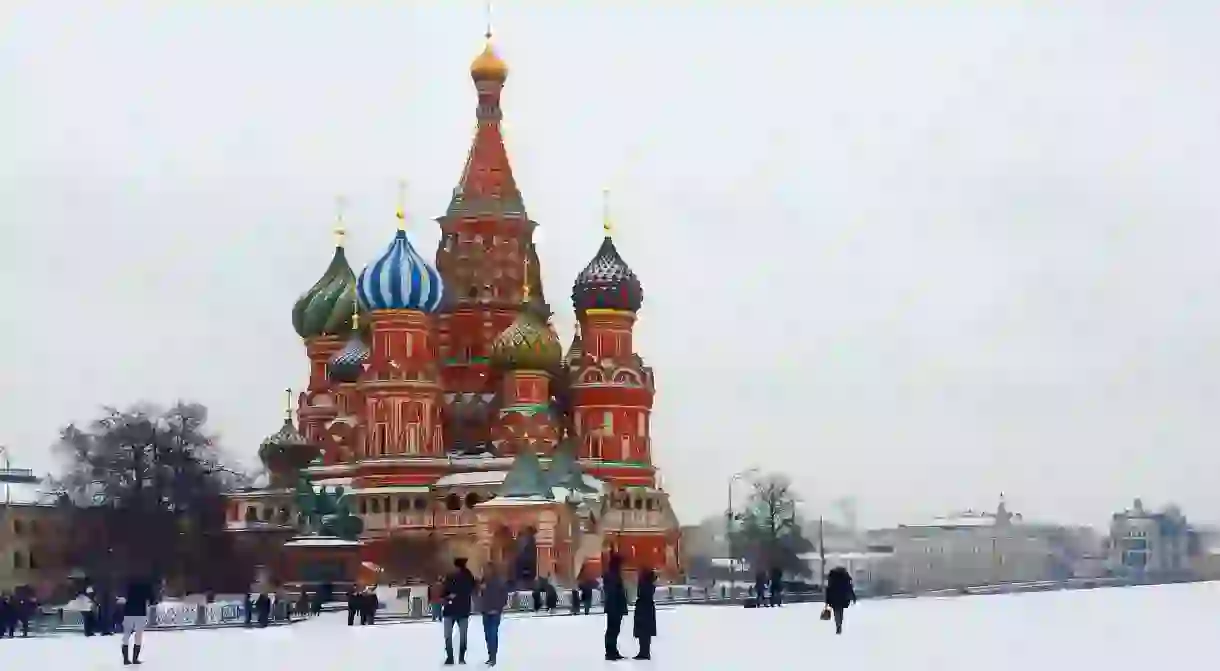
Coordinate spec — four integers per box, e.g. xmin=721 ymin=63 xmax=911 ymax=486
xmin=3 ymin=1 xmax=1219 ymax=529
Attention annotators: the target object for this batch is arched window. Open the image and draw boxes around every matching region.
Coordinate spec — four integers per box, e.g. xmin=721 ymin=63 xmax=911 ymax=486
xmin=12 ymin=519 xmax=23 ymax=535
xmin=446 ymin=494 xmax=462 ymax=511
xmin=28 ymin=552 xmax=37 ymax=570
xmin=13 ymin=552 xmax=24 ymax=569
xmin=465 ymin=493 xmax=481 ymax=509
xmin=370 ymin=498 xmax=381 ymax=514
xmin=245 ymin=507 xmax=257 ymax=523
xmin=360 ymin=498 xmax=368 ymax=515
xmin=397 ymin=497 xmax=409 ymax=513
xmin=413 ymin=498 xmax=427 ymax=511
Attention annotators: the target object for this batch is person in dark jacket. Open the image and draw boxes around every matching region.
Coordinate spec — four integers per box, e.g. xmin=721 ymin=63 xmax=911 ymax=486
xmin=579 ymin=578 xmax=595 ymax=615
xmin=531 ymin=577 xmax=543 ymax=612
xmin=120 ymin=577 xmax=155 ymax=665
xmin=311 ymin=591 xmax=324 ymax=616
xmin=632 ymin=568 xmax=657 ymax=660
xmin=346 ymin=588 xmax=359 ymax=626
xmin=360 ymin=588 xmax=377 ymax=625
xmin=602 ymin=553 xmax=629 ymax=661
xmin=0 ymin=594 xmax=14 ymax=638
xmin=243 ymin=593 xmax=253 ymax=627
xmin=754 ymin=572 xmax=768 ymax=607
xmin=543 ymin=578 xmax=558 ymax=613
xmin=441 ymin=557 xmax=477 ymax=666
xmin=824 ymin=566 xmax=857 ymax=635
xmin=82 ymin=588 xmax=98 ymax=636
xmin=254 ymin=592 xmax=271 ymax=628
xmin=479 ymin=563 xmax=509 ymax=667
xmin=769 ymin=568 xmax=784 ymax=607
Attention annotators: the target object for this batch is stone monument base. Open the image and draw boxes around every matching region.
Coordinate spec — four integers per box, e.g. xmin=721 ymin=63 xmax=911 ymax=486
xmin=280 ymin=536 xmax=363 ymax=596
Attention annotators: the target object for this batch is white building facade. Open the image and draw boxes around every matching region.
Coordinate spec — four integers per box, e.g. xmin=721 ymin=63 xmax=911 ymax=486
xmin=865 ymin=500 xmax=1075 ymax=594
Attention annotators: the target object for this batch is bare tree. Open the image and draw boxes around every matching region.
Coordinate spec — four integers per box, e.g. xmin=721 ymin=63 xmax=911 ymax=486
xmin=729 ymin=473 xmax=814 ymax=578
xmin=51 ymin=402 xmax=254 ymax=593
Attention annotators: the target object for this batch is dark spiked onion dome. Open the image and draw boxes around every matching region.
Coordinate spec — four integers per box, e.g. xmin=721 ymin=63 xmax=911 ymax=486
xmin=571 ymin=235 xmax=643 ymax=314
xmin=258 ymin=403 xmax=320 ymax=480
xmin=326 ymin=311 xmax=370 ymax=384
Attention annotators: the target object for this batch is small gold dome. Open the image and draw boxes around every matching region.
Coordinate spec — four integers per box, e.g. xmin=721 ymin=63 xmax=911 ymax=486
xmin=471 ymin=41 xmax=508 ymax=81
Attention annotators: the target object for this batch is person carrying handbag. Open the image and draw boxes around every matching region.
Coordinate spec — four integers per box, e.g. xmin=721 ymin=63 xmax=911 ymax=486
xmin=823 ymin=566 xmax=857 ymax=635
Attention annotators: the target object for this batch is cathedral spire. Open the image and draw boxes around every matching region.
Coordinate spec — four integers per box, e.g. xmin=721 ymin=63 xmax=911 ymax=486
xmin=448 ymin=26 xmax=523 ymax=218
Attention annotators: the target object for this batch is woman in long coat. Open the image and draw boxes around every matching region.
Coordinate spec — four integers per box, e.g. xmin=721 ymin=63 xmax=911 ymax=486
xmin=632 ymin=568 xmax=657 ymax=660
xmin=824 ymin=566 xmax=857 ymax=635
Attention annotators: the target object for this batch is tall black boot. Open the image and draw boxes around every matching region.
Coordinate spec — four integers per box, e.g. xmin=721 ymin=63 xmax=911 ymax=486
xmin=444 ymin=642 xmax=455 ymax=666
xmin=122 ymin=645 xmax=130 ymax=665
xmin=633 ymin=637 xmax=652 ymax=660
xmin=459 ymin=640 xmax=467 ymax=664
xmin=133 ymin=645 xmax=142 ymax=664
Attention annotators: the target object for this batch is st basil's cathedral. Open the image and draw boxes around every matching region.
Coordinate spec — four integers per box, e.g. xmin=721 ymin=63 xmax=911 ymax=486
xmin=225 ymin=33 xmax=682 ymax=585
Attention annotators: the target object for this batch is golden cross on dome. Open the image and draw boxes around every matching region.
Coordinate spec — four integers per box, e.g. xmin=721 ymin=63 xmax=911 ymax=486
xmin=333 ymin=195 xmax=347 ymax=247
xmin=351 ymin=306 xmax=360 ymax=330
xmin=602 ymin=188 xmax=613 ymax=235
xmin=484 ymin=0 xmax=494 ymax=40
xmin=522 ymin=253 xmax=531 ymax=301
xmin=395 ymin=180 xmax=408 ymax=231
xmin=284 ymin=388 xmax=293 ymax=421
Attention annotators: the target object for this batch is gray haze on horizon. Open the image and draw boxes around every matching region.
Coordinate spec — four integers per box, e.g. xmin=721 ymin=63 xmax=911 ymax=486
xmin=3 ymin=1 xmax=1219 ymax=530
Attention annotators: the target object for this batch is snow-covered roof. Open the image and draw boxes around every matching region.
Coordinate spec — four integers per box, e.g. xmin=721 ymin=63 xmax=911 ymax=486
xmin=283 ymin=536 xmax=363 ymax=548
xmin=435 ymin=471 xmax=509 ymax=487
xmin=799 ymin=551 xmax=894 ymax=562
xmin=476 ymin=495 xmax=555 ymax=507
xmin=350 ymin=485 xmax=430 ymax=495
xmin=315 ymin=477 xmax=354 ymax=488
xmin=0 ymin=481 xmax=58 ymax=507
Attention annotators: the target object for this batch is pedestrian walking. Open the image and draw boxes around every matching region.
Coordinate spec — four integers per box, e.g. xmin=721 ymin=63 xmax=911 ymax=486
xmin=632 ymin=568 xmax=657 ymax=660
xmin=120 ymin=576 xmax=155 ymax=665
xmin=602 ymin=553 xmax=628 ymax=661
xmin=824 ymin=566 xmax=857 ymax=635
xmin=479 ymin=563 xmax=509 ymax=667
xmin=441 ymin=557 xmax=477 ymax=666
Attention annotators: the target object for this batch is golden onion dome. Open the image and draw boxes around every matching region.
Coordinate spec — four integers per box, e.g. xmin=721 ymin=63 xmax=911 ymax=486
xmin=470 ymin=40 xmax=508 ymax=82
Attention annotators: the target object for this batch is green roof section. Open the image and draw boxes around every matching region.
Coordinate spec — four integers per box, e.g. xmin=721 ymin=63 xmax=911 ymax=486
xmin=498 ymin=447 xmax=554 ymax=499
xmin=547 ymin=439 xmax=596 ymax=493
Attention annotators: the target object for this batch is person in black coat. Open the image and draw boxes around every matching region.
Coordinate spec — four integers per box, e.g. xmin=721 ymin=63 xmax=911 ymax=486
xmin=579 ymin=579 xmax=595 ymax=615
xmin=824 ymin=566 xmax=857 ymax=635
xmin=602 ymin=553 xmax=629 ymax=661
xmin=346 ymin=588 xmax=358 ymax=626
xmin=120 ymin=577 xmax=155 ymax=665
xmin=769 ymin=567 xmax=784 ymax=607
xmin=254 ymin=592 xmax=271 ymax=628
xmin=0 ymin=594 xmax=14 ymax=638
xmin=753 ymin=572 xmax=768 ymax=607
xmin=441 ymin=557 xmax=477 ymax=666
xmin=632 ymin=568 xmax=657 ymax=660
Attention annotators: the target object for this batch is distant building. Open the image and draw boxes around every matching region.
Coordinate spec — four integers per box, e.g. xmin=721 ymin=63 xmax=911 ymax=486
xmin=1107 ymin=499 xmax=1192 ymax=577
xmin=801 ymin=549 xmax=898 ymax=595
xmin=1189 ymin=525 xmax=1220 ymax=580
xmin=1 ymin=469 xmax=69 ymax=596
xmin=865 ymin=498 xmax=1076 ymax=593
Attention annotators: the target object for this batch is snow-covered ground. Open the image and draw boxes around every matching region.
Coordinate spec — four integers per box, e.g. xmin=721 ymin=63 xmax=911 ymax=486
xmin=4 ymin=583 xmax=1215 ymax=669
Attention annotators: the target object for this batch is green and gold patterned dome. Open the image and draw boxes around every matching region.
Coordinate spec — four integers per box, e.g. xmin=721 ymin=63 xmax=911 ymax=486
xmin=492 ymin=279 xmax=562 ymax=371
xmin=291 ymin=226 xmax=358 ymax=340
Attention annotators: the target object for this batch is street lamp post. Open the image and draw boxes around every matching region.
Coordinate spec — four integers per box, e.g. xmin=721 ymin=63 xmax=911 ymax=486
xmin=725 ymin=467 xmax=758 ymax=601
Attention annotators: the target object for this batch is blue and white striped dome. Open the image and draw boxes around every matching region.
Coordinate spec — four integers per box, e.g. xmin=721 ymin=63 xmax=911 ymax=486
xmin=357 ymin=230 xmax=445 ymax=313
